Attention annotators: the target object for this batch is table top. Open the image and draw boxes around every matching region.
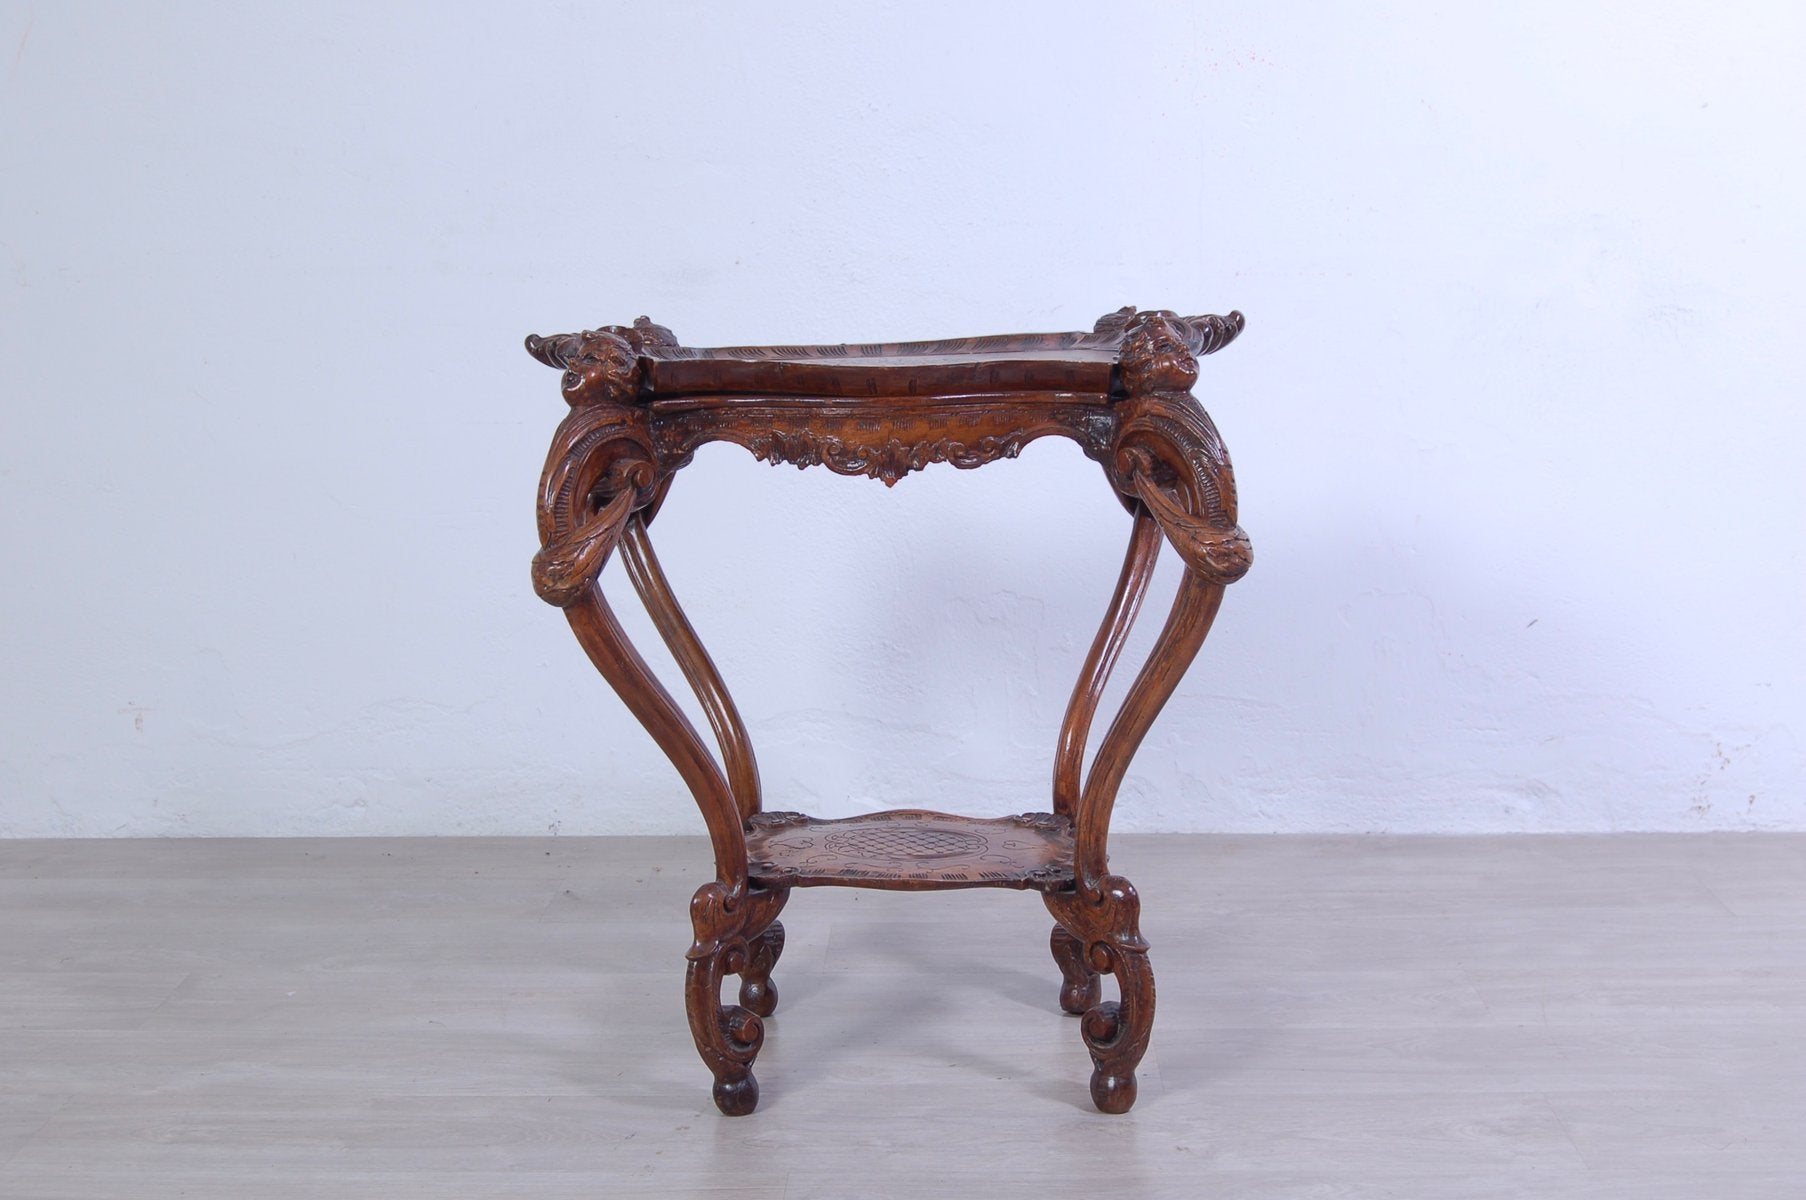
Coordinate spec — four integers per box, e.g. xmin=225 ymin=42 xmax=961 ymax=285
xmin=525 ymin=307 xmax=1244 ymax=403
xmin=648 ymin=343 xmax=1121 ymax=398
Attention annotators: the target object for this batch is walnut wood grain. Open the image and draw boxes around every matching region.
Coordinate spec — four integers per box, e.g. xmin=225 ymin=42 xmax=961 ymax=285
xmin=651 ymin=394 xmax=1115 ymax=487
xmin=618 ymin=519 xmax=761 ymax=821
xmin=526 ymin=306 xmax=1250 ymax=1114
xmin=683 ymin=882 xmax=787 ymax=1115
xmin=1071 ymin=573 xmax=1226 ymax=895
xmin=1053 ymin=506 xmax=1162 ymax=820
xmin=1050 ymin=923 xmax=1102 ymax=1016
xmin=746 ymin=809 xmax=1075 ymax=891
xmin=1045 ymin=875 xmax=1155 ymax=1113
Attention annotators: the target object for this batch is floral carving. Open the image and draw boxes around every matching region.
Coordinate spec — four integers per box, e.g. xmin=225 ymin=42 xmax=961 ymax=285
xmin=741 ymin=429 xmax=1031 ymax=485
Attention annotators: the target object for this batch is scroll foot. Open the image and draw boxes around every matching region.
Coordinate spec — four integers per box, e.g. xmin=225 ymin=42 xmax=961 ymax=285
xmin=685 ymin=884 xmax=787 ymax=1115
xmin=1044 ymin=876 xmax=1155 ymax=1114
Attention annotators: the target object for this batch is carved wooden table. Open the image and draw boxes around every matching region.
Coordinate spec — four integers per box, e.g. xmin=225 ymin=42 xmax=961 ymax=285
xmin=525 ymin=306 xmax=1251 ymax=1115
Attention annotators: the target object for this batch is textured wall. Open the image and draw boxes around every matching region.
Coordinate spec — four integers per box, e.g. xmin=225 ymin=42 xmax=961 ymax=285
xmin=3 ymin=2 xmax=1802 ymax=835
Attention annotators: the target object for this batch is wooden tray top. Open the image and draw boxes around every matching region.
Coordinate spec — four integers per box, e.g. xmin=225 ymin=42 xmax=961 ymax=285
xmin=526 ymin=306 xmax=1244 ymax=402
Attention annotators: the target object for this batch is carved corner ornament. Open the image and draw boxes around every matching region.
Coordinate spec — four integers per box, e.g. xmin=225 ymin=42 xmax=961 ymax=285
xmin=525 ymin=315 xmax=676 ymax=408
xmin=526 ymin=318 xmax=673 ymax=607
xmin=526 ymin=307 xmax=1252 ymax=606
xmin=1106 ymin=310 xmax=1253 ymax=585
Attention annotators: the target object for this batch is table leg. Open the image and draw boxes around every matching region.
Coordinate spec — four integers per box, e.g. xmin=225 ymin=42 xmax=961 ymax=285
xmin=738 ymin=919 xmax=786 ymax=1018
xmin=684 ymin=884 xmax=789 ymax=1115
xmin=1044 ymin=876 xmax=1155 ymax=1114
xmin=1050 ymin=923 xmax=1102 ymax=1015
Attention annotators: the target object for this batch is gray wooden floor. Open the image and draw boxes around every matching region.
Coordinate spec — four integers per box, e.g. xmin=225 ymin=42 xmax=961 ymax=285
xmin=1 ymin=834 xmax=1803 ymax=1198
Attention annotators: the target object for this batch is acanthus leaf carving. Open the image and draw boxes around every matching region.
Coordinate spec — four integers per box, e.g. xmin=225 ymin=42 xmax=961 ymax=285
xmin=1131 ymin=474 xmax=1253 ymax=583
xmin=742 ymin=429 xmax=1032 ymax=486
xmin=532 ymin=402 xmax=662 ymax=606
xmin=1107 ymin=386 xmax=1252 ymax=584
xmin=1088 ymin=306 xmax=1244 ymax=362
xmin=532 ymin=488 xmax=635 ymax=607
xmin=620 ymin=315 xmax=678 ymax=350
xmin=1177 ymin=310 xmax=1244 ymax=358
xmin=1011 ymin=811 xmax=1074 ymax=834
xmin=646 ymin=402 xmax=1120 ymax=488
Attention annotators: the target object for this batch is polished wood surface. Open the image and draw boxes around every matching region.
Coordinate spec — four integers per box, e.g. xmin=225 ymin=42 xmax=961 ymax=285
xmin=745 ymin=810 xmax=1076 ymax=891
xmin=526 ymin=306 xmax=1251 ymax=1113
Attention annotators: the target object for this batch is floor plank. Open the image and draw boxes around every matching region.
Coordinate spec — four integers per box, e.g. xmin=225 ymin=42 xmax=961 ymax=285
xmin=1 ymin=833 xmax=1802 ymax=1198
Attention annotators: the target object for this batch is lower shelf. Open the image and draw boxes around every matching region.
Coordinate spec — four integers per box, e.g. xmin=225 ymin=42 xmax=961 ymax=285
xmin=745 ymin=808 xmax=1076 ymax=891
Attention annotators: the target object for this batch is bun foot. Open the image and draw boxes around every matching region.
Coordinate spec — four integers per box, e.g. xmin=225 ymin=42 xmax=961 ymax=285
xmin=1050 ymin=924 xmax=1102 ymax=1015
xmin=712 ymin=1071 xmax=760 ymax=1116
xmin=737 ymin=919 xmax=785 ymax=1018
xmin=1090 ymin=1070 xmax=1138 ymax=1114
xmin=1061 ymin=976 xmax=1101 ymax=1016
xmin=738 ymin=976 xmax=778 ymax=1018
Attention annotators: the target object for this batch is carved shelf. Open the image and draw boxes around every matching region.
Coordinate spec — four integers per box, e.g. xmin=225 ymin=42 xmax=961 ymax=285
xmin=746 ymin=809 xmax=1076 ymax=891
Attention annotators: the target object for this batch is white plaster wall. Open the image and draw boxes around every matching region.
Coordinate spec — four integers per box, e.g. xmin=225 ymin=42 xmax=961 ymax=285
xmin=2 ymin=2 xmax=1802 ymax=836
